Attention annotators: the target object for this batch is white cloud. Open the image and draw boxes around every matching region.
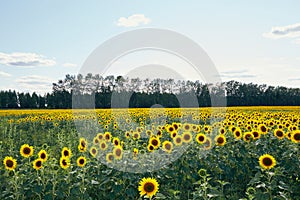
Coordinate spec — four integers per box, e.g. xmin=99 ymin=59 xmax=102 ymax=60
xmin=294 ymin=38 xmax=300 ymax=44
xmin=263 ymin=23 xmax=300 ymax=39
xmin=0 ymin=71 xmax=11 ymax=77
xmin=117 ymin=14 xmax=151 ymax=27
xmin=16 ymin=75 xmax=55 ymax=94
xmin=0 ymin=52 xmax=56 ymax=67
xmin=63 ymin=62 xmax=77 ymax=67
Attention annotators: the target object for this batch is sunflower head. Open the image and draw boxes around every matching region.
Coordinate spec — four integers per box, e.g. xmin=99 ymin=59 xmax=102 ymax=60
xmin=89 ymin=147 xmax=98 ymax=157
xmin=59 ymin=157 xmax=70 ymax=169
xmin=38 ymin=150 xmax=48 ymax=162
xmin=291 ymin=130 xmax=300 ymax=143
xmin=259 ymin=154 xmax=276 ymax=170
xmin=20 ymin=144 xmax=34 ymax=158
xmin=162 ymin=141 xmax=173 ymax=153
xmin=196 ymin=133 xmax=206 ymax=144
xmin=77 ymin=156 xmax=87 ymax=167
xmin=215 ymin=135 xmax=226 ymax=146
xmin=138 ymin=177 xmax=159 ymax=198
xmin=3 ymin=156 xmax=17 ymax=171
xmin=61 ymin=147 xmax=72 ymax=158
xmin=182 ymin=132 xmax=193 ymax=143
xmin=113 ymin=146 xmax=123 ymax=160
xmin=33 ymin=159 xmax=43 ymax=170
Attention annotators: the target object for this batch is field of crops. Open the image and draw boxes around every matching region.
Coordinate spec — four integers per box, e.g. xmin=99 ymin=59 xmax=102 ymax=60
xmin=0 ymin=107 xmax=299 ymax=200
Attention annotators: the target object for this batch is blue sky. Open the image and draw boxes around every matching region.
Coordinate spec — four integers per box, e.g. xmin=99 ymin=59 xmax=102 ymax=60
xmin=1 ymin=0 xmax=300 ymax=94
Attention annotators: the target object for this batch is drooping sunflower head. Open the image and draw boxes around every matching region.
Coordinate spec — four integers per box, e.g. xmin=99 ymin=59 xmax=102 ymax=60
xmin=38 ymin=150 xmax=48 ymax=162
xmin=259 ymin=154 xmax=276 ymax=170
xmin=77 ymin=156 xmax=87 ymax=167
xmin=3 ymin=156 xmax=17 ymax=171
xmin=138 ymin=177 xmax=159 ymax=198
xmin=33 ymin=159 xmax=43 ymax=170
xmin=203 ymin=137 xmax=212 ymax=150
xmin=20 ymin=144 xmax=34 ymax=158
xmin=61 ymin=147 xmax=72 ymax=158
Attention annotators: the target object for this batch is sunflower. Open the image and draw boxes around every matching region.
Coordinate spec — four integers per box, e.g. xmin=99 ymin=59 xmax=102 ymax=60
xmin=196 ymin=133 xmax=206 ymax=144
xmin=89 ymin=147 xmax=98 ymax=157
xmin=104 ymin=132 xmax=112 ymax=142
xmin=243 ymin=132 xmax=253 ymax=142
xmin=38 ymin=150 xmax=48 ymax=162
xmin=149 ymin=137 xmax=161 ymax=149
xmin=3 ymin=156 xmax=17 ymax=171
xmin=99 ymin=141 xmax=108 ymax=151
xmin=61 ymin=147 xmax=72 ymax=158
xmin=258 ymin=124 xmax=268 ymax=134
xmin=173 ymin=135 xmax=183 ymax=146
xmin=133 ymin=148 xmax=139 ymax=157
xmin=78 ymin=138 xmax=88 ymax=152
xmin=33 ymin=159 xmax=43 ymax=170
xmin=182 ymin=132 xmax=193 ymax=143
xmin=106 ymin=152 xmax=114 ymax=163
xmin=59 ymin=157 xmax=70 ymax=169
xmin=138 ymin=177 xmax=159 ymax=198
xmin=97 ymin=133 xmax=104 ymax=141
xmin=77 ymin=156 xmax=87 ymax=167
xmin=182 ymin=123 xmax=191 ymax=131
xmin=113 ymin=146 xmax=123 ymax=160
xmin=162 ymin=141 xmax=173 ymax=153
xmin=203 ymin=137 xmax=212 ymax=150
xmin=113 ymin=137 xmax=120 ymax=146
xmin=170 ymin=131 xmax=177 ymax=138
xmin=215 ymin=135 xmax=226 ymax=146
xmin=291 ymin=130 xmax=300 ymax=143
xmin=93 ymin=137 xmax=99 ymax=145
xmin=147 ymin=144 xmax=155 ymax=152
xmin=20 ymin=144 xmax=34 ymax=158
xmin=132 ymin=132 xmax=140 ymax=140
xmin=233 ymin=128 xmax=242 ymax=140
xmin=259 ymin=154 xmax=276 ymax=170
xmin=251 ymin=130 xmax=261 ymax=140
xmin=219 ymin=127 xmax=226 ymax=134
xmin=274 ymin=129 xmax=285 ymax=140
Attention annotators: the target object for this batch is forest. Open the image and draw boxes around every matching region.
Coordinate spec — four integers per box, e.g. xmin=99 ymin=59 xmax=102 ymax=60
xmin=1 ymin=73 xmax=300 ymax=109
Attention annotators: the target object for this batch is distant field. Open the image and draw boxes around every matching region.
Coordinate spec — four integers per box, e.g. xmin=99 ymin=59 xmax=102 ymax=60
xmin=0 ymin=107 xmax=299 ymax=199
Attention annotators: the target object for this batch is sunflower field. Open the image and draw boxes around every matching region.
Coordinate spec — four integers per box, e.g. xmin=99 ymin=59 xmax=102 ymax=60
xmin=0 ymin=107 xmax=299 ymax=199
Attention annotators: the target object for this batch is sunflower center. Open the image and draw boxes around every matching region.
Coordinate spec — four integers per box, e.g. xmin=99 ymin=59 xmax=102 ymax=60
xmin=176 ymin=138 xmax=181 ymax=143
xmin=165 ymin=143 xmax=171 ymax=150
xmin=79 ymin=159 xmax=84 ymax=165
xmin=235 ymin=131 xmax=241 ymax=137
xmin=116 ymin=149 xmax=122 ymax=156
xmin=294 ymin=133 xmax=300 ymax=140
xmin=6 ymin=160 xmax=13 ymax=168
xmin=144 ymin=182 xmax=155 ymax=193
xmin=63 ymin=150 xmax=69 ymax=157
xmin=92 ymin=149 xmax=96 ymax=154
xmin=199 ymin=136 xmax=204 ymax=142
xmin=36 ymin=160 xmax=42 ymax=167
xmin=151 ymin=139 xmax=158 ymax=146
xmin=261 ymin=126 xmax=267 ymax=132
xmin=217 ymin=137 xmax=224 ymax=144
xmin=101 ymin=143 xmax=106 ymax=148
xmin=184 ymin=134 xmax=190 ymax=141
xmin=40 ymin=153 xmax=46 ymax=159
xmin=262 ymin=157 xmax=272 ymax=166
xmin=276 ymin=131 xmax=283 ymax=137
xmin=23 ymin=147 xmax=31 ymax=155
xmin=62 ymin=159 xmax=67 ymax=166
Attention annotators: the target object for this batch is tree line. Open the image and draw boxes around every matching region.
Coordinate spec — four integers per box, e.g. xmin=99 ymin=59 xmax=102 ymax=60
xmin=1 ymin=74 xmax=300 ymax=109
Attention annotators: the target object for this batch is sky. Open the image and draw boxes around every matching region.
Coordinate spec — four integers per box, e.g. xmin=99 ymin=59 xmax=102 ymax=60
xmin=1 ymin=0 xmax=300 ymax=94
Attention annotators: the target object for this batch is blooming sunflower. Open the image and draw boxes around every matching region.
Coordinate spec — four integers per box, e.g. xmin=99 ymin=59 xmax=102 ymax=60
xmin=77 ymin=156 xmax=87 ymax=167
xmin=20 ymin=144 xmax=34 ymax=158
xmin=112 ymin=137 xmax=120 ymax=146
xmin=104 ymin=132 xmax=112 ymax=142
xmin=274 ymin=129 xmax=285 ymax=140
xmin=259 ymin=154 xmax=276 ymax=170
xmin=33 ymin=159 xmax=43 ymax=170
xmin=149 ymin=137 xmax=160 ymax=149
xmin=113 ymin=146 xmax=123 ymax=160
xmin=233 ymin=129 xmax=242 ymax=140
xmin=89 ymin=147 xmax=98 ymax=157
xmin=258 ymin=124 xmax=268 ymax=134
xmin=291 ymin=130 xmax=300 ymax=143
xmin=162 ymin=141 xmax=173 ymax=153
xmin=195 ymin=133 xmax=206 ymax=144
xmin=106 ymin=152 xmax=114 ymax=163
xmin=3 ymin=156 xmax=17 ymax=171
xmin=215 ymin=134 xmax=226 ymax=146
xmin=99 ymin=141 xmax=108 ymax=151
xmin=78 ymin=138 xmax=88 ymax=152
xmin=38 ymin=150 xmax=48 ymax=162
xmin=59 ymin=157 xmax=70 ymax=169
xmin=61 ymin=147 xmax=72 ymax=158
xmin=243 ymin=132 xmax=253 ymax=142
xmin=173 ymin=135 xmax=183 ymax=146
xmin=182 ymin=132 xmax=193 ymax=143
xmin=138 ymin=177 xmax=159 ymax=198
